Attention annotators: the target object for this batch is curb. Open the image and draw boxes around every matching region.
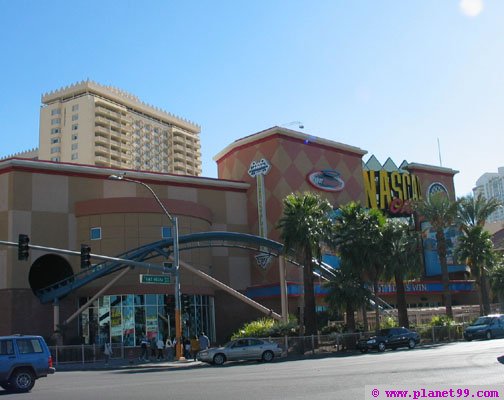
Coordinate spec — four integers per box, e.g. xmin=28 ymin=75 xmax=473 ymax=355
xmin=55 ymin=359 xmax=205 ymax=372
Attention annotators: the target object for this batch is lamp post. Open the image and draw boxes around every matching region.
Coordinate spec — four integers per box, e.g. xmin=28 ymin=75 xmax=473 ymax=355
xmin=108 ymin=174 xmax=183 ymax=360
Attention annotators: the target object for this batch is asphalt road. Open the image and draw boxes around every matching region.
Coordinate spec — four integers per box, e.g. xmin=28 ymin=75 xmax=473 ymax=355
xmin=7 ymin=340 xmax=504 ymax=400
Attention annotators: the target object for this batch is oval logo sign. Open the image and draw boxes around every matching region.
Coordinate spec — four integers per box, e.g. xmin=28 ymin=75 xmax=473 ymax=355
xmin=307 ymin=170 xmax=345 ymax=192
xmin=427 ymin=182 xmax=449 ymax=199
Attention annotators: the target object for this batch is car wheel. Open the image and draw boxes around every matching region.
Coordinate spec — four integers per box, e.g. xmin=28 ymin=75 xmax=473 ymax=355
xmin=408 ymin=339 xmax=416 ymax=349
xmin=378 ymin=342 xmax=386 ymax=352
xmin=9 ymin=369 xmax=35 ymax=392
xmin=486 ymin=331 xmax=493 ymax=340
xmin=213 ymin=353 xmax=226 ymax=366
xmin=261 ymin=350 xmax=274 ymax=362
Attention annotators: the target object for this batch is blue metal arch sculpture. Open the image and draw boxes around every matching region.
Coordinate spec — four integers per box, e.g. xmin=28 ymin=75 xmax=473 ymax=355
xmin=36 ymin=232 xmax=284 ymax=304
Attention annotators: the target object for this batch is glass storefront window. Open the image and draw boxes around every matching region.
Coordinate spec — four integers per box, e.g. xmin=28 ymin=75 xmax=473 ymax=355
xmin=134 ymin=295 xmax=144 ymax=306
xmin=110 ymin=295 xmax=121 ymax=307
xmin=110 ymin=306 xmax=122 ymax=343
xmin=99 ymin=296 xmax=110 ymax=308
xmin=145 ymin=294 xmax=157 ymax=305
xmin=79 ymin=293 xmax=214 ymax=346
xmin=122 ymin=295 xmax=134 ymax=306
xmin=145 ymin=305 xmax=158 ymax=340
xmin=122 ymin=306 xmax=135 ymax=346
xmin=134 ymin=306 xmax=146 ymax=346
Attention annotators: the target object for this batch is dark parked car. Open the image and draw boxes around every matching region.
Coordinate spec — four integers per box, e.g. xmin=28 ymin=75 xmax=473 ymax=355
xmin=0 ymin=335 xmax=55 ymax=392
xmin=358 ymin=327 xmax=420 ymax=353
xmin=464 ymin=314 xmax=504 ymax=341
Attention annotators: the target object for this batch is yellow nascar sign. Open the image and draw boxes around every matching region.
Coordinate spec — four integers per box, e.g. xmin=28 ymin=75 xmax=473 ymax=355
xmin=363 ymin=170 xmax=421 ymax=215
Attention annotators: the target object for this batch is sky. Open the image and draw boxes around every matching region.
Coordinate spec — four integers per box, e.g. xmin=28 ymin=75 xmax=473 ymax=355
xmin=0 ymin=0 xmax=502 ymax=196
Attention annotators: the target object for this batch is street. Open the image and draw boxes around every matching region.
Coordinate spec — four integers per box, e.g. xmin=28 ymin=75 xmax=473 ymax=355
xmin=9 ymin=339 xmax=504 ymax=400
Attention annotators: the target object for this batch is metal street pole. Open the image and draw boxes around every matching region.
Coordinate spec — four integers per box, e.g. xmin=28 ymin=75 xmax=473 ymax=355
xmin=108 ymin=174 xmax=183 ymax=360
xmin=172 ymin=217 xmax=182 ymax=360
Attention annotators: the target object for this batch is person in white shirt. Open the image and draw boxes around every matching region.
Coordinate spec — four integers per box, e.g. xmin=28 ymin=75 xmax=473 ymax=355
xmin=165 ymin=336 xmax=174 ymax=361
xmin=156 ymin=337 xmax=165 ymax=360
xmin=103 ymin=342 xmax=113 ymax=364
xmin=198 ymin=332 xmax=209 ymax=350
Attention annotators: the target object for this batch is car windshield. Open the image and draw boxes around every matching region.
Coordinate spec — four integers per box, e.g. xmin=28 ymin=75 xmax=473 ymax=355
xmin=378 ymin=329 xmax=392 ymax=336
xmin=472 ymin=317 xmax=492 ymax=326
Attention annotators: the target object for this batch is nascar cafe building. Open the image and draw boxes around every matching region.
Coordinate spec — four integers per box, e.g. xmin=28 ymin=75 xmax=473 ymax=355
xmin=0 ymin=126 xmax=476 ymax=345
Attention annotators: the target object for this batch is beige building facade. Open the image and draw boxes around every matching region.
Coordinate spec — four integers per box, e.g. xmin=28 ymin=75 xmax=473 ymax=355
xmin=39 ymin=80 xmax=202 ymax=175
xmin=0 ymin=158 xmax=256 ymax=344
xmin=0 ymin=126 xmax=475 ymax=346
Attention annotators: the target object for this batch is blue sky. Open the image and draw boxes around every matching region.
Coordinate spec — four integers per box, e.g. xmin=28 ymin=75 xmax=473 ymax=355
xmin=0 ymin=0 xmax=502 ymax=196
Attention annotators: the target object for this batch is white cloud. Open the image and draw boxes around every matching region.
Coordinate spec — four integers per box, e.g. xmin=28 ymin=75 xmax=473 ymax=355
xmin=459 ymin=0 xmax=484 ymax=17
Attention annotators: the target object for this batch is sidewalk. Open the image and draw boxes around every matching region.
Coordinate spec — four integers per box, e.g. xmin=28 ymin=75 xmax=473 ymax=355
xmin=55 ymin=357 xmax=206 ymax=372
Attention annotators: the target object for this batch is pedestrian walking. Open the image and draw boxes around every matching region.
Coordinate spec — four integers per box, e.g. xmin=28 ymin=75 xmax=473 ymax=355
xmin=150 ymin=337 xmax=157 ymax=360
xmin=183 ymin=337 xmax=191 ymax=359
xmin=140 ymin=336 xmax=149 ymax=361
xmin=190 ymin=336 xmax=200 ymax=361
xmin=198 ymin=332 xmax=210 ymax=351
xmin=165 ymin=336 xmax=174 ymax=361
xmin=156 ymin=337 xmax=165 ymax=360
xmin=103 ymin=342 xmax=113 ymax=364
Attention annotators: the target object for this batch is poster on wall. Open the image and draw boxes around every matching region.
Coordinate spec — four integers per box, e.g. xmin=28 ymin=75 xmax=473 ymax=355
xmin=110 ymin=307 xmax=122 ymax=338
xmin=420 ymin=221 xmax=468 ymax=276
xmin=146 ymin=315 xmax=158 ymax=339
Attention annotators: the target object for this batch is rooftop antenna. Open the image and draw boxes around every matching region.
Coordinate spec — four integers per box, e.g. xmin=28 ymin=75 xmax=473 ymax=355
xmin=437 ymin=138 xmax=443 ymax=167
xmin=280 ymin=121 xmax=304 ymax=129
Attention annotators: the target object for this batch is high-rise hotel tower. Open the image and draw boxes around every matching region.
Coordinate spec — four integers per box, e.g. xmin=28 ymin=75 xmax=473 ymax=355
xmin=39 ymin=80 xmax=201 ymax=175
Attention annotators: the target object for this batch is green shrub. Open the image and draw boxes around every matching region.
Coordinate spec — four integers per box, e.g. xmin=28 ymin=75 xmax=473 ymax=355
xmin=320 ymin=322 xmax=345 ymax=334
xmin=231 ymin=316 xmax=299 ymax=339
xmin=380 ymin=316 xmax=398 ymax=329
xmin=429 ymin=315 xmax=454 ymax=327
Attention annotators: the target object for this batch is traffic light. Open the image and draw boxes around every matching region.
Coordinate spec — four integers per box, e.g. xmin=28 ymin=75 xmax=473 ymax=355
xmin=80 ymin=244 xmax=91 ymax=269
xmin=17 ymin=234 xmax=30 ymax=261
xmin=181 ymin=294 xmax=190 ymax=313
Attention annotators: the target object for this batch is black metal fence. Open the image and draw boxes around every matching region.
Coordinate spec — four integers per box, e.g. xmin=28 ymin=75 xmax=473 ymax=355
xmin=49 ymin=326 xmax=470 ymax=365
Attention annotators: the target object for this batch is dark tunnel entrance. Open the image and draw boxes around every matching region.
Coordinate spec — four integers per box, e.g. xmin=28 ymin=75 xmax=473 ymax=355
xmin=29 ymin=254 xmax=74 ymax=296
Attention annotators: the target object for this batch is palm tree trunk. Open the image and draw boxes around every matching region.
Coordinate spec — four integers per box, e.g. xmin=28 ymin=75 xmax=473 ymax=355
xmin=394 ymin=273 xmax=409 ymax=328
xmin=480 ymin=265 xmax=491 ymax=315
xmin=476 ymin=278 xmax=484 ymax=316
xmin=346 ymin=303 xmax=356 ymax=332
xmin=361 ymin=306 xmax=369 ymax=332
xmin=499 ymin=294 xmax=504 ymax=314
xmin=373 ymin=280 xmax=380 ymax=332
xmin=303 ymin=252 xmax=317 ymax=335
xmin=436 ymin=229 xmax=453 ymax=319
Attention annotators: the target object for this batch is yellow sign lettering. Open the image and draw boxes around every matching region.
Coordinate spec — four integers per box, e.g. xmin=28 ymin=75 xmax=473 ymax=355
xmin=379 ymin=170 xmax=392 ymax=210
xmin=362 ymin=170 xmax=378 ymax=209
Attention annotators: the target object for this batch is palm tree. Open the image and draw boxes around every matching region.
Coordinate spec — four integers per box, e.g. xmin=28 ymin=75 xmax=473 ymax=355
xmin=277 ymin=192 xmax=333 ymax=335
xmin=382 ymin=219 xmax=423 ymax=328
xmin=415 ymin=192 xmax=458 ymax=318
xmin=324 ymin=264 xmax=371 ymax=332
xmin=333 ymin=202 xmax=387 ymax=330
xmin=455 ymin=226 xmax=495 ymax=315
xmin=457 ymin=194 xmax=502 ymax=315
xmin=457 ymin=193 xmax=502 ymax=232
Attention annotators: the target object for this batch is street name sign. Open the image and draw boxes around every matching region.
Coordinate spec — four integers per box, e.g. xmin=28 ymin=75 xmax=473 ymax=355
xmin=139 ymin=274 xmax=172 ymax=284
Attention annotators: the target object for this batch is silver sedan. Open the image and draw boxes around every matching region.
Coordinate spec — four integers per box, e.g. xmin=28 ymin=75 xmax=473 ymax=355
xmin=197 ymin=338 xmax=283 ymax=365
